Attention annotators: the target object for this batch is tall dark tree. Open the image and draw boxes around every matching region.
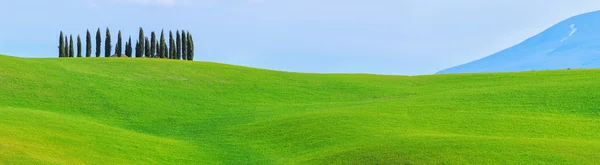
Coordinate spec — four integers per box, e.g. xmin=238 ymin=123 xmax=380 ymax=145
xmin=135 ymin=38 xmax=141 ymax=58
xmin=135 ymin=35 xmax=142 ymax=58
xmin=69 ymin=35 xmax=74 ymax=58
xmin=131 ymin=42 xmax=135 ymax=57
xmin=145 ymin=37 xmax=150 ymax=58
xmin=169 ymin=31 xmax=175 ymax=59
xmin=176 ymin=30 xmax=181 ymax=60
xmin=105 ymin=28 xmax=112 ymax=57
xmin=59 ymin=31 xmax=65 ymax=57
xmin=125 ymin=42 xmax=129 ymax=57
xmin=155 ymin=40 xmax=160 ymax=58
xmin=96 ymin=28 xmax=101 ymax=57
xmin=116 ymin=31 xmax=122 ymax=57
xmin=181 ymin=30 xmax=187 ymax=60
xmin=138 ymin=27 xmax=145 ymax=57
xmin=159 ymin=30 xmax=166 ymax=58
xmin=150 ymin=32 xmax=156 ymax=58
xmin=127 ymin=36 xmax=133 ymax=57
xmin=86 ymin=30 xmax=92 ymax=57
xmin=126 ymin=42 xmax=130 ymax=57
xmin=188 ymin=33 xmax=194 ymax=60
xmin=77 ymin=35 xmax=82 ymax=57
xmin=162 ymin=36 xmax=168 ymax=59
xmin=65 ymin=36 xmax=70 ymax=57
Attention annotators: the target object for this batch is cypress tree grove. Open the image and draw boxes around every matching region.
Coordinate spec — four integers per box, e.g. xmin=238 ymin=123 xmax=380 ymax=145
xmin=150 ymin=32 xmax=156 ymax=58
xmin=105 ymin=28 xmax=112 ymax=57
xmin=77 ymin=35 xmax=82 ymax=57
xmin=69 ymin=35 xmax=74 ymax=58
xmin=65 ymin=36 xmax=70 ymax=57
xmin=116 ymin=31 xmax=122 ymax=57
xmin=59 ymin=31 xmax=64 ymax=57
xmin=159 ymin=30 xmax=166 ymax=58
xmin=145 ymin=37 xmax=150 ymax=58
xmin=96 ymin=28 xmax=101 ymax=57
xmin=138 ymin=27 xmax=145 ymax=57
xmin=169 ymin=31 xmax=175 ymax=59
xmin=176 ymin=30 xmax=181 ymax=60
xmin=181 ymin=30 xmax=187 ymax=60
xmin=86 ymin=30 xmax=92 ymax=57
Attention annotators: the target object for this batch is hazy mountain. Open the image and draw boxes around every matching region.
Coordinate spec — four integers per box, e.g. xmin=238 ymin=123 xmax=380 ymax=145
xmin=438 ymin=11 xmax=600 ymax=74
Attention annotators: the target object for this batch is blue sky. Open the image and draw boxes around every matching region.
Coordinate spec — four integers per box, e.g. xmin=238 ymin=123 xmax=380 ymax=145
xmin=1 ymin=0 xmax=600 ymax=75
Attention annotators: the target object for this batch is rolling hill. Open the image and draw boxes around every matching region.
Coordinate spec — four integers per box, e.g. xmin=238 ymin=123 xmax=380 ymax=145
xmin=438 ymin=10 xmax=600 ymax=74
xmin=2 ymin=54 xmax=600 ymax=164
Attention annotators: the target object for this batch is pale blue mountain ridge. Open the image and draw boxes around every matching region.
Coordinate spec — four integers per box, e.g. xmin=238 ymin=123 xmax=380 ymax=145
xmin=437 ymin=10 xmax=600 ymax=74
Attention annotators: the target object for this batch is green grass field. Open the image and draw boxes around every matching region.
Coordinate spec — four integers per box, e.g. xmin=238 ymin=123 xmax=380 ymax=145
xmin=1 ymin=54 xmax=600 ymax=164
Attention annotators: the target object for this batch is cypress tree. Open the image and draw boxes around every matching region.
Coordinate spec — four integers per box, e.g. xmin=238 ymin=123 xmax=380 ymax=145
xmin=135 ymin=36 xmax=142 ymax=58
xmin=130 ymin=43 xmax=134 ymax=57
xmin=155 ymin=40 xmax=160 ymax=58
xmin=159 ymin=30 xmax=166 ymax=58
xmin=162 ymin=39 xmax=168 ymax=59
xmin=158 ymin=31 xmax=162 ymax=58
xmin=125 ymin=42 xmax=129 ymax=57
xmin=126 ymin=42 xmax=129 ymax=57
xmin=169 ymin=31 xmax=175 ymax=59
xmin=134 ymin=41 xmax=139 ymax=57
xmin=145 ymin=37 xmax=150 ymax=58
xmin=181 ymin=30 xmax=187 ymax=60
xmin=96 ymin=28 xmax=101 ymax=57
xmin=176 ymin=30 xmax=181 ymax=60
xmin=69 ymin=35 xmax=74 ymax=58
xmin=188 ymin=33 xmax=194 ymax=60
xmin=185 ymin=33 xmax=190 ymax=60
xmin=159 ymin=31 xmax=163 ymax=58
xmin=116 ymin=31 xmax=122 ymax=57
xmin=150 ymin=32 xmax=156 ymax=58
xmin=77 ymin=35 xmax=82 ymax=57
xmin=86 ymin=30 xmax=92 ymax=57
xmin=59 ymin=31 xmax=64 ymax=57
xmin=138 ymin=27 xmax=145 ymax=57
xmin=130 ymin=42 xmax=133 ymax=57
xmin=127 ymin=36 xmax=133 ymax=57
xmin=105 ymin=28 xmax=112 ymax=57
xmin=135 ymin=38 xmax=140 ymax=58
xmin=65 ymin=36 xmax=70 ymax=57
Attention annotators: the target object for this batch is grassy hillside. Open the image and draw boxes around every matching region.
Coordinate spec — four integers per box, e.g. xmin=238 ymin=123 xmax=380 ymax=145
xmin=1 ymin=54 xmax=600 ymax=164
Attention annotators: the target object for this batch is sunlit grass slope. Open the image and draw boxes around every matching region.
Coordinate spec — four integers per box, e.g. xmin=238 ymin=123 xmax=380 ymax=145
xmin=1 ymin=54 xmax=600 ymax=164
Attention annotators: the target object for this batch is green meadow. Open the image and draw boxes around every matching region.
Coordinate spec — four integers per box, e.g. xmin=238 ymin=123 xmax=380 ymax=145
xmin=1 ymin=54 xmax=600 ymax=164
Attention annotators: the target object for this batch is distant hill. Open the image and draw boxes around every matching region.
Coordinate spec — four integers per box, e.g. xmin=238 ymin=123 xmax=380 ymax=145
xmin=2 ymin=54 xmax=600 ymax=164
xmin=438 ymin=11 xmax=600 ymax=74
